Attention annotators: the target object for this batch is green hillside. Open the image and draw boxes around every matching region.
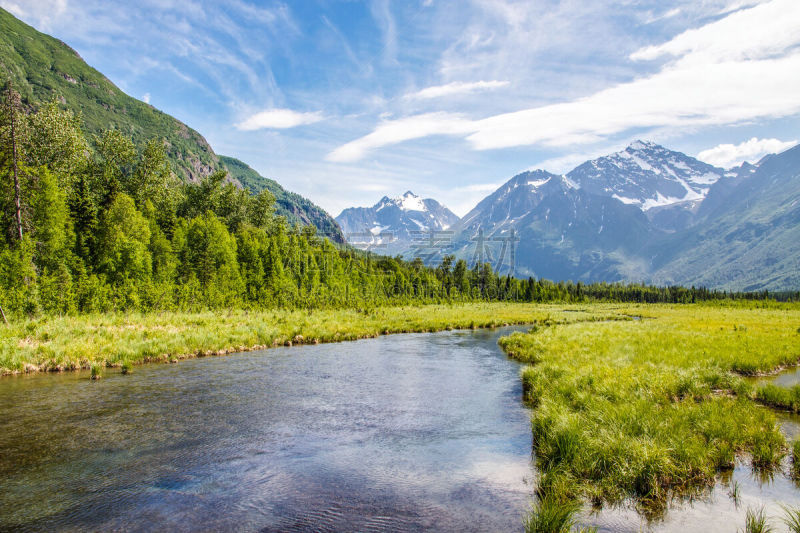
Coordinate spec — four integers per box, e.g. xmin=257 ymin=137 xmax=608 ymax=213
xmin=219 ymin=156 xmax=344 ymax=243
xmin=651 ymin=145 xmax=800 ymax=291
xmin=0 ymin=7 xmax=220 ymax=182
xmin=0 ymin=7 xmax=343 ymax=241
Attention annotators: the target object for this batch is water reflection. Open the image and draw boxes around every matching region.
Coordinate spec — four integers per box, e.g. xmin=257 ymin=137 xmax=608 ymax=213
xmin=0 ymin=327 xmax=534 ymax=532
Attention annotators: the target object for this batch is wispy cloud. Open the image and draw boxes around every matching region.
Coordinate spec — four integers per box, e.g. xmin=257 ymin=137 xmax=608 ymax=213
xmin=370 ymin=0 xmax=397 ymax=63
xmin=404 ymin=80 xmax=509 ymax=100
xmin=236 ymin=109 xmax=324 ymax=130
xmin=327 ymin=112 xmax=475 ymax=162
xmin=0 ymin=0 xmax=67 ymax=31
xmin=329 ymin=0 xmax=800 ymax=161
xmin=697 ymin=137 xmax=798 ymax=168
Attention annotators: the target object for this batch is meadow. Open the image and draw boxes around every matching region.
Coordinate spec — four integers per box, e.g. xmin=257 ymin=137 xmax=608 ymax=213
xmin=0 ymin=302 xmax=623 ymax=375
xmin=4 ymin=300 xmax=800 ymax=531
xmin=498 ymin=302 xmax=800 ymax=529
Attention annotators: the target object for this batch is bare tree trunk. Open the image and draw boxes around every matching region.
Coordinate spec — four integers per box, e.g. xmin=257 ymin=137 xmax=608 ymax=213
xmin=7 ymin=82 xmax=23 ymax=241
xmin=0 ymin=304 xmax=7 ymax=325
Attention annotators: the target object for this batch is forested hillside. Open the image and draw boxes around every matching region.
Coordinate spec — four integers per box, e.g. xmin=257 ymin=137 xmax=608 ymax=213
xmin=0 ymin=7 xmax=219 ymax=182
xmin=219 ymin=156 xmax=344 ymax=243
xmin=0 ymin=84 xmax=778 ymax=319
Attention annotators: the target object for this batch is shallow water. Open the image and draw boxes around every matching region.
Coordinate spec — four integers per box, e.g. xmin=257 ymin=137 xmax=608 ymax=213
xmin=582 ymin=365 xmax=800 ymax=532
xmin=4 ymin=328 xmax=800 ymax=532
xmin=0 ymin=327 xmax=534 ymax=532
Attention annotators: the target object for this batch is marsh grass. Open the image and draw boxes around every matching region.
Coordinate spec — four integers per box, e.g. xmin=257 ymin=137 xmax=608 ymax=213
xmin=523 ymin=495 xmax=598 ymax=533
xmin=89 ymin=364 xmax=103 ymax=380
xmin=501 ymin=303 xmax=800 ymax=514
xmin=782 ymin=504 xmax=800 ymax=533
xmin=742 ymin=506 xmax=773 ymax=533
xmin=0 ymin=303 xmax=624 ymax=375
xmin=756 ymin=384 xmax=800 ymax=412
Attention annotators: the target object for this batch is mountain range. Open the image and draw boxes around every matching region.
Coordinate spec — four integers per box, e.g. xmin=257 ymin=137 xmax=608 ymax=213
xmin=5 ymin=6 xmax=797 ymax=291
xmin=336 ymin=191 xmax=458 ymax=254
xmin=341 ymin=141 xmax=800 ymax=291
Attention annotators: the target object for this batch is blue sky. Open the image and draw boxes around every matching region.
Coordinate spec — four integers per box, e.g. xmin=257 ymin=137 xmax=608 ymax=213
xmin=3 ymin=0 xmax=800 ymax=216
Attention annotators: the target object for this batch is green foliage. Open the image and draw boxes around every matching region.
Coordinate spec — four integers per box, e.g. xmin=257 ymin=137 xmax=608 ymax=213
xmin=782 ymin=504 xmax=800 ymax=533
xmin=523 ymin=495 xmax=585 ymax=533
xmin=499 ymin=305 xmax=800 ymax=511
xmin=97 ymin=193 xmax=151 ymax=282
xmin=220 ymin=155 xmax=344 ymax=242
xmin=742 ymin=507 xmax=772 ymax=533
xmin=0 ymin=7 xmax=219 ymax=182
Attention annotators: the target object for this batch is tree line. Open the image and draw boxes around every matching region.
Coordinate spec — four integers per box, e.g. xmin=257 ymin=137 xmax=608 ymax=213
xmin=0 ymin=85 xmax=791 ymax=320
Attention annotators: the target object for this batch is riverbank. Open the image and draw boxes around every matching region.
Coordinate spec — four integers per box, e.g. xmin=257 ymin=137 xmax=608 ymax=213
xmin=1 ymin=302 xmax=627 ymax=375
xmin=498 ymin=303 xmax=800 ymax=524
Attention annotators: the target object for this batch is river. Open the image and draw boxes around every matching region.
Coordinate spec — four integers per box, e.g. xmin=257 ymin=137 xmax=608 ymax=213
xmin=0 ymin=327 xmax=534 ymax=532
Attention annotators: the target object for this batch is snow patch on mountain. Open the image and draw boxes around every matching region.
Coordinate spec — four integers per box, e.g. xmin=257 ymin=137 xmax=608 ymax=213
xmin=336 ymin=191 xmax=460 ymax=252
xmin=567 ymin=140 xmax=726 ymax=211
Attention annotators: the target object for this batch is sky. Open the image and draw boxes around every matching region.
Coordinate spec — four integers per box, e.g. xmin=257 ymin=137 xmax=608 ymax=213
xmin=3 ymin=0 xmax=800 ymax=217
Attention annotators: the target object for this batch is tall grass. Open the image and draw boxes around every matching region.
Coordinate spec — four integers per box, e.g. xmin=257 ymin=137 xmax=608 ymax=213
xmin=0 ymin=303 xmax=624 ymax=375
xmin=781 ymin=504 xmax=800 ymax=533
xmin=523 ymin=495 xmax=597 ymax=533
xmin=742 ymin=507 xmax=773 ymax=533
xmin=755 ymin=384 xmax=800 ymax=412
xmin=500 ymin=303 xmax=800 ymax=511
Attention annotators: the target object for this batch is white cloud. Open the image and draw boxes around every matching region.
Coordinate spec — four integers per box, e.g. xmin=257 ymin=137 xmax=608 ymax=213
xmin=329 ymin=0 xmax=800 ymax=161
xmin=236 ymin=109 xmax=324 ymax=130
xmin=630 ymin=0 xmax=800 ymax=64
xmin=0 ymin=0 xmax=67 ymax=31
xmin=326 ymin=112 xmax=476 ymax=162
xmin=455 ymin=182 xmax=502 ymax=193
xmin=696 ymin=137 xmax=797 ymax=168
xmin=142 ymin=92 xmax=151 ymax=104
xmin=404 ymin=80 xmax=510 ymax=100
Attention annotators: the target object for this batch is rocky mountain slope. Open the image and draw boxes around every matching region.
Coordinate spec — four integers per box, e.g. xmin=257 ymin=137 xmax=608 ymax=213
xmin=447 ymin=170 xmax=653 ymax=281
xmin=650 ymin=144 xmax=800 ymax=291
xmin=566 ymin=141 xmax=726 ymax=232
xmin=336 ymin=191 xmax=458 ymax=253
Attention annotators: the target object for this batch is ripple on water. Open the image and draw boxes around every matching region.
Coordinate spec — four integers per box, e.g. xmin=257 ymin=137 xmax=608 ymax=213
xmin=0 ymin=327 xmax=534 ymax=532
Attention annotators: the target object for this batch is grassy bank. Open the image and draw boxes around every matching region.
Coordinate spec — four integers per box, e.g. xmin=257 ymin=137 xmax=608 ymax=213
xmin=0 ymin=302 xmax=625 ymax=375
xmin=498 ymin=303 xmax=800 ymax=516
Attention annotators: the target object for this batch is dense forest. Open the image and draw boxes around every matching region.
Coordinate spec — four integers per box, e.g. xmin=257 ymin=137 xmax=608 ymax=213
xmin=0 ymin=86 xmax=795 ymax=319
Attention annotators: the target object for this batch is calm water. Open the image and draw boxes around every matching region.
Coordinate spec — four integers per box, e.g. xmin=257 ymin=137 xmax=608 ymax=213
xmin=584 ymin=367 xmax=800 ymax=532
xmin=4 ymin=328 xmax=800 ymax=532
xmin=0 ymin=327 xmax=535 ymax=532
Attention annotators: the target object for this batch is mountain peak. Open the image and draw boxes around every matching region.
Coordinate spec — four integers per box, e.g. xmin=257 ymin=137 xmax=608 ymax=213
xmin=402 ymin=190 xmax=417 ymax=197
xmin=568 ymin=142 xmax=723 ymax=212
xmin=627 ymin=140 xmax=660 ymax=151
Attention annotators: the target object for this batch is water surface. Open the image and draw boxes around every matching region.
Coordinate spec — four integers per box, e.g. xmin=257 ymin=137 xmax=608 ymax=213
xmin=0 ymin=327 xmax=534 ymax=532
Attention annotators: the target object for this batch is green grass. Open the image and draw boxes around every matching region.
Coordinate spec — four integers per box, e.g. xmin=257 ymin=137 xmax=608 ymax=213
xmin=0 ymin=303 xmax=623 ymax=374
xmin=742 ymin=507 xmax=773 ymax=533
xmin=523 ymin=495 xmax=590 ymax=533
xmin=782 ymin=504 xmax=800 ymax=533
xmin=500 ymin=303 xmax=800 ymax=512
xmin=755 ymin=384 xmax=800 ymax=412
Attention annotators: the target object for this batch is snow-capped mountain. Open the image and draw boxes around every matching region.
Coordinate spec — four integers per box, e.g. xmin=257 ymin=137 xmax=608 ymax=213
xmin=336 ymin=191 xmax=459 ymax=251
xmin=566 ymin=141 xmax=725 ymax=211
xmin=448 ymin=170 xmax=653 ymax=280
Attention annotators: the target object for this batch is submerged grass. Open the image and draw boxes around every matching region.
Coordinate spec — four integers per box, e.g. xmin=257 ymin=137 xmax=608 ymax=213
xmin=500 ymin=303 xmax=800 ymax=515
xmin=523 ymin=495 xmax=598 ymax=533
xmin=0 ymin=303 xmax=622 ymax=375
xmin=742 ymin=507 xmax=773 ymax=533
